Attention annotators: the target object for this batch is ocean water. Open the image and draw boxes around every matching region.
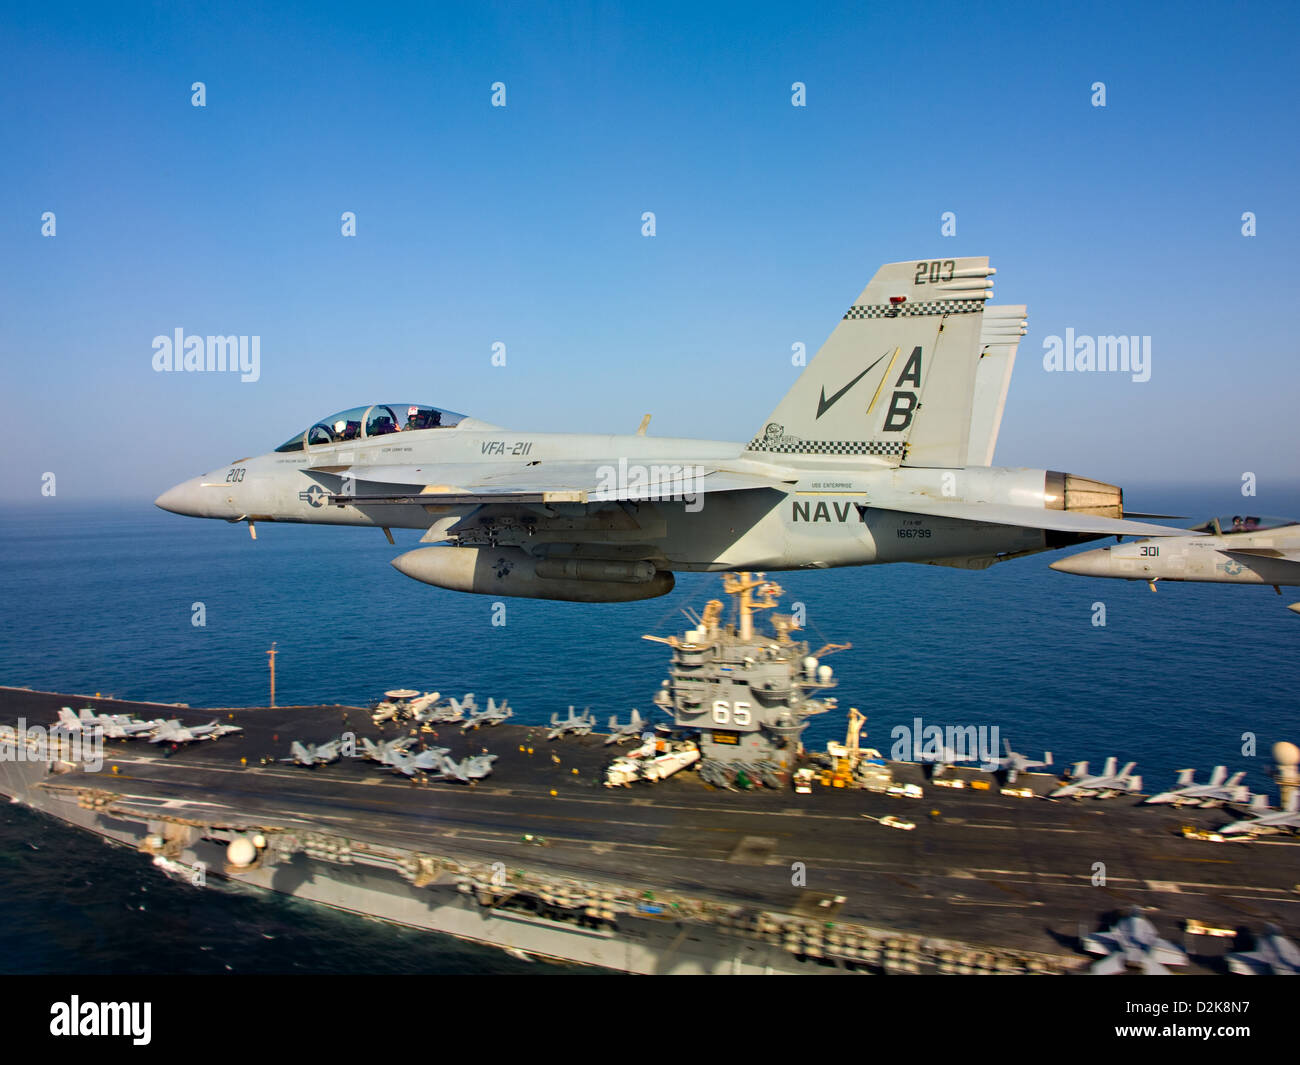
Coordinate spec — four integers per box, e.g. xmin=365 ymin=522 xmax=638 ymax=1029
xmin=0 ymin=494 xmax=1296 ymax=973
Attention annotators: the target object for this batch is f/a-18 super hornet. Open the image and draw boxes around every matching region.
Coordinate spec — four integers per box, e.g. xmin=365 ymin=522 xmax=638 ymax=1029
xmin=1144 ymin=766 xmax=1251 ymax=808
xmin=1051 ymin=514 xmax=1300 ymax=612
xmin=1082 ymin=908 xmax=1188 ymax=975
xmin=434 ymin=752 xmax=498 ymax=784
xmin=547 ymin=706 xmax=596 ymax=740
xmin=1218 ymin=791 xmax=1300 ymax=836
xmin=1050 ymin=757 xmax=1142 ymax=799
xmin=149 ymin=719 xmax=242 ymax=746
xmin=386 ymin=747 xmax=452 ymax=777
xmin=1227 ymin=926 xmax=1300 ymax=975
xmin=155 ymin=257 xmax=1181 ymax=602
xmin=605 ymin=709 xmax=649 ymax=745
xmin=988 ymin=740 xmax=1052 ymax=784
xmin=358 ymin=736 xmax=418 ymax=765
xmin=281 ymin=738 xmax=346 ymax=767
xmin=461 ymin=698 xmax=512 ymax=731
xmin=56 ymin=707 xmax=163 ymax=739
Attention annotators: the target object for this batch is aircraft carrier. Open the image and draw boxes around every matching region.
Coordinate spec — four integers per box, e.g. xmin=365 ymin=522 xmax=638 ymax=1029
xmin=2 ymin=576 xmax=1297 ymax=975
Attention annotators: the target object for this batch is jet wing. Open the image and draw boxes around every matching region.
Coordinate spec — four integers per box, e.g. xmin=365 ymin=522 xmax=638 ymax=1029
xmin=1225 ymin=548 xmax=1300 ymax=562
xmin=863 ymin=496 xmax=1187 ymax=539
xmin=314 ymin=461 xmax=792 ymax=506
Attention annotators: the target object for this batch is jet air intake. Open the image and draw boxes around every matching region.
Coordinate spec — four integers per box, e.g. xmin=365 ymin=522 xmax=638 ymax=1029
xmin=391 ymin=546 xmax=674 ymax=602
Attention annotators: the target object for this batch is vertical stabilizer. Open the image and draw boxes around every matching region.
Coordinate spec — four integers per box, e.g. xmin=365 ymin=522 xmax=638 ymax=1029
xmin=745 ymin=258 xmax=995 ymax=467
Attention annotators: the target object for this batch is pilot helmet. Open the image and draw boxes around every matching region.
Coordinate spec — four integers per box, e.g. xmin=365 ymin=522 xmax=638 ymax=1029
xmin=408 ymin=406 xmax=419 ymax=418
xmin=334 ymin=419 xmax=346 ymax=434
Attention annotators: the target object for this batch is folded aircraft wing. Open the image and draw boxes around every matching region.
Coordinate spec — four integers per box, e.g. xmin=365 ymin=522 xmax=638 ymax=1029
xmin=864 ymin=495 xmax=1188 ymax=539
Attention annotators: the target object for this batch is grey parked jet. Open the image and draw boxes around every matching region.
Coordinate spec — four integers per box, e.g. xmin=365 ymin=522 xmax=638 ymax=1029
xmin=1144 ymin=766 xmax=1251 ymax=808
xmin=1050 ymin=757 xmax=1142 ymax=799
xmin=155 ymin=258 xmax=1181 ymax=603
xmin=461 ymin=698 xmax=512 ymax=731
xmin=358 ymin=736 xmax=419 ymax=764
xmin=548 ymin=706 xmax=596 ymax=740
xmin=57 ymin=707 xmax=164 ymax=739
xmin=605 ymin=709 xmax=649 ymax=745
xmin=1083 ymin=908 xmax=1188 ymax=975
xmin=149 ymin=719 xmax=243 ymax=746
xmin=414 ymin=694 xmax=472 ymax=725
xmin=1218 ymin=791 xmax=1300 ymax=836
xmin=281 ymin=738 xmax=345 ymax=767
xmin=989 ymin=740 xmax=1052 ymax=784
xmin=434 ymin=752 xmax=498 ymax=783
xmin=1051 ymin=515 xmax=1300 ymax=612
xmin=1227 ymin=926 xmax=1300 ymax=975
xmin=386 ymin=747 xmax=452 ymax=777
xmin=914 ymin=743 xmax=982 ymax=779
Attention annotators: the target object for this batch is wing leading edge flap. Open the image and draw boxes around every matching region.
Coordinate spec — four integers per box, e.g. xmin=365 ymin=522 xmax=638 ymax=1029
xmin=326 ymin=463 xmax=792 ymax=506
xmin=865 ymin=495 xmax=1187 ymax=538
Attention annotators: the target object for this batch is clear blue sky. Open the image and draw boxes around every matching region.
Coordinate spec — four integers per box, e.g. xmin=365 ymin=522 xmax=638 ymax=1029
xmin=2 ymin=0 xmax=1297 ymax=504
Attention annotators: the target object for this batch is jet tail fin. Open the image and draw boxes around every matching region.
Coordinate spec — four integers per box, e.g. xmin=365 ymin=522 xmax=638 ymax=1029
xmin=744 ymin=258 xmax=995 ymax=467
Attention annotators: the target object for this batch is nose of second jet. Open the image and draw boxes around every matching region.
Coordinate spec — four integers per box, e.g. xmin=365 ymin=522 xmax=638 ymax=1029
xmin=154 ymin=476 xmax=208 ymax=517
xmin=1049 ymin=549 xmax=1112 ymax=577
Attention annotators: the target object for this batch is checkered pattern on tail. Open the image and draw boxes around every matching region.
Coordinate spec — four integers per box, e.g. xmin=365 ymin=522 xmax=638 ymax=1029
xmin=746 ymin=437 xmax=906 ymax=457
xmin=843 ymin=298 xmax=985 ymax=320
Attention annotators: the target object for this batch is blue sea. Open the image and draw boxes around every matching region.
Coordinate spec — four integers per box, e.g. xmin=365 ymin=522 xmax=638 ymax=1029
xmin=1 ymin=492 xmax=1296 ymax=973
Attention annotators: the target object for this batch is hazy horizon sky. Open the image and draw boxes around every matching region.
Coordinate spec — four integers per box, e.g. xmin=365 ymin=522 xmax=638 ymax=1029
xmin=3 ymin=1 xmax=1297 ymax=506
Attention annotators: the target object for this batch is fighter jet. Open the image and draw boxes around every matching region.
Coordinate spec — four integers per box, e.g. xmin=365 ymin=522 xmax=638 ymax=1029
xmin=914 ymin=744 xmax=981 ymax=779
xmin=1218 ymin=791 xmax=1300 ymax=836
xmin=149 ymin=719 xmax=243 ymax=745
xmin=155 ymin=259 xmax=1181 ymax=603
xmin=548 ymin=706 xmax=596 ymax=740
xmin=412 ymin=694 xmax=471 ymax=725
xmin=358 ymin=735 xmax=419 ymax=765
xmin=433 ymin=752 xmax=498 ymax=783
xmin=1050 ymin=757 xmax=1142 ymax=799
xmin=1082 ymin=908 xmax=1188 ymax=975
xmin=605 ymin=709 xmax=648 ymax=745
xmin=988 ymin=739 xmax=1053 ymax=784
xmin=1227 ymin=926 xmax=1300 ymax=975
xmin=461 ymin=698 xmax=512 ymax=732
xmin=280 ymin=738 xmax=344 ymax=767
xmin=386 ymin=747 xmax=452 ymax=777
xmin=1144 ymin=766 xmax=1251 ymax=807
xmin=56 ymin=707 xmax=163 ymax=739
xmin=1051 ymin=515 xmax=1300 ymax=611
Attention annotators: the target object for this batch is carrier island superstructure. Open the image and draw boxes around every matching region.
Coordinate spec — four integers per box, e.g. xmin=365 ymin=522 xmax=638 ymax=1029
xmin=646 ymin=573 xmax=842 ymax=772
xmin=2 ymin=575 xmax=1299 ymax=975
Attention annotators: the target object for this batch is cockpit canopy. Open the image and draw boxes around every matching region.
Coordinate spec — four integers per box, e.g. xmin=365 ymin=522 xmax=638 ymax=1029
xmin=1190 ymin=515 xmax=1298 ymax=535
xmin=275 ymin=404 xmax=466 ymax=452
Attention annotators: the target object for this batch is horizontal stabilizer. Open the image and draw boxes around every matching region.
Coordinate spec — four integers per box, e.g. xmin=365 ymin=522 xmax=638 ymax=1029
xmin=865 ymin=496 xmax=1187 ymax=538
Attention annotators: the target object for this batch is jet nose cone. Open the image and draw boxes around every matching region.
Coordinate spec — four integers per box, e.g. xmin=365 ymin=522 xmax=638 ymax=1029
xmin=154 ymin=476 xmax=204 ymax=516
xmin=1049 ymin=549 xmax=1109 ymax=577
